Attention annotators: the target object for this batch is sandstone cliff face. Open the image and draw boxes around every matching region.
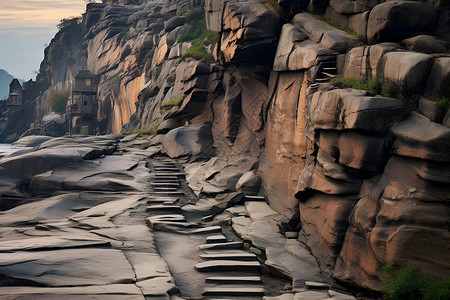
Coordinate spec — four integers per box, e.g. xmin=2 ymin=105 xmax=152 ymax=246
xmin=17 ymin=0 xmax=450 ymax=293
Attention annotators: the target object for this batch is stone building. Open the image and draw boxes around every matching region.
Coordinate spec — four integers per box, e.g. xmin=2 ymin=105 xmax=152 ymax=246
xmin=67 ymin=70 xmax=98 ymax=134
xmin=7 ymin=79 xmax=23 ymax=107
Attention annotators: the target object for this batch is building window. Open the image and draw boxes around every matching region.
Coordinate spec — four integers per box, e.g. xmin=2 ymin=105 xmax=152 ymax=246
xmin=84 ymin=101 xmax=88 ymax=106
xmin=86 ymin=78 xmax=91 ymax=87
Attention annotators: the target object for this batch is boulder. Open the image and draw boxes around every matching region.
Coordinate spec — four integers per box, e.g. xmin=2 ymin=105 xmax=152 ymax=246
xmin=424 ymin=57 xmax=450 ymax=98
xmin=417 ymin=97 xmax=445 ymax=123
xmin=236 ymin=171 xmax=262 ymax=194
xmin=379 ymin=52 xmax=433 ymax=94
xmin=329 ymin=0 xmax=381 ymax=14
xmin=342 ymin=43 xmax=403 ymax=82
xmin=318 ymin=130 xmax=391 ymax=174
xmin=299 ymin=192 xmax=357 ymax=269
xmin=308 ymin=88 xmax=408 ymax=134
xmin=162 ymin=122 xmax=215 ymax=158
xmin=367 ymin=1 xmax=439 ymax=43
xmin=288 ymin=41 xmax=337 ymax=71
xmin=164 ymin=16 xmax=186 ymax=32
xmin=348 ymin=11 xmax=369 ymax=40
xmin=403 ymin=35 xmax=450 ymax=54
xmin=205 ymin=0 xmax=225 ymax=32
xmin=273 ymin=24 xmax=308 ymax=71
xmin=219 ymin=1 xmax=280 ymax=64
xmin=13 ymin=136 xmax=53 ymax=148
xmin=391 ymin=112 xmax=450 ymax=162
xmin=293 ymin=13 xmax=360 ymax=53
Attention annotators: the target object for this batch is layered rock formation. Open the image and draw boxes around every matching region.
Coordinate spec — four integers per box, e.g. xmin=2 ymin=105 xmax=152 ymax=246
xmin=1 ymin=0 xmax=449 ymax=294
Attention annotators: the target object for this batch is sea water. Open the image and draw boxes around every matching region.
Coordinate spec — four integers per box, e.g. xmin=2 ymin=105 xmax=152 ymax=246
xmin=0 ymin=143 xmax=25 ymax=158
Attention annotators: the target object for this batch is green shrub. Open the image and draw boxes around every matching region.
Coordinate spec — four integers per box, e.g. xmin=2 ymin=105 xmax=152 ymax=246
xmin=382 ymin=263 xmax=450 ymax=300
xmin=144 ymin=49 xmax=155 ymax=61
xmin=262 ymin=0 xmax=282 ymax=13
xmin=139 ymin=88 xmax=151 ymax=102
xmin=160 ymin=98 xmax=183 ymax=109
xmin=436 ymin=97 xmax=450 ymax=110
xmin=128 ymin=128 xmax=157 ymax=136
xmin=135 ymin=99 xmax=140 ymax=110
xmin=381 ymin=82 xmax=397 ymax=98
xmin=332 ymin=77 xmax=397 ymax=98
xmin=367 ymin=77 xmax=382 ymax=94
xmin=185 ymin=8 xmax=204 ymax=23
xmin=168 ymin=74 xmax=176 ymax=86
xmin=47 ymin=89 xmax=69 ymax=113
xmin=177 ymin=19 xmax=206 ymax=42
xmin=57 ymin=16 xmax=82 ymax=31
xmin=310 ymin=13 xmax=363 ymax=42
xmin=108 ymin=75 xmax=120 ymax=87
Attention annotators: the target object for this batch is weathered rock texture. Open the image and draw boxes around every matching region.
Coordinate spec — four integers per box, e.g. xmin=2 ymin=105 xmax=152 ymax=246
xmin=3 ymin=0 xmax=450 ymax=294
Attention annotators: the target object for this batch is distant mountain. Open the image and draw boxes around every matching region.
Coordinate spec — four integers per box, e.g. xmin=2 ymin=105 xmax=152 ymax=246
xmin=0 ymin=69 xmax=24 ymax=100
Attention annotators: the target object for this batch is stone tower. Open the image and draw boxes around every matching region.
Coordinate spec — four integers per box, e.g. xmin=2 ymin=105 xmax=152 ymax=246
xmin=7 ymin=79 xmax=23 ymax=107
xmin=68 ymin=70 xmax=98 ymax=135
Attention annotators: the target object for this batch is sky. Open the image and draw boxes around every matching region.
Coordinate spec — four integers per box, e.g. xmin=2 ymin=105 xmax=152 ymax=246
xmin=0 ymin=0 xmax=88 ymax=80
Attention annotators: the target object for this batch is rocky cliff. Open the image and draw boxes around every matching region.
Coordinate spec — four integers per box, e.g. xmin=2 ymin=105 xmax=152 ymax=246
xmin=5 ymin=0 xmax=450 ymax=293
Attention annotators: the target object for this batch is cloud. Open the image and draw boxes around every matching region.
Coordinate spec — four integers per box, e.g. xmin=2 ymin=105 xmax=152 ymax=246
xmin=0 ymin=0 xmax=86 ymax=79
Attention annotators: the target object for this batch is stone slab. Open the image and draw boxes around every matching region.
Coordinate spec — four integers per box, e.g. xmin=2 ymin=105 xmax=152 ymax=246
xmin=200 ymin=252 xmax=257 ymax=261
xmin=202 ymin=286 xmax=265 ymax=296
xmin=195 ymin=260 xmax=260 ymax=272
xmin=206 ymin=235 xmax=228 ymax=244
xmin=205 ymin=276 xmax=262 ymax=284
xmin=199 ymin=241 xmax=244 ymax=250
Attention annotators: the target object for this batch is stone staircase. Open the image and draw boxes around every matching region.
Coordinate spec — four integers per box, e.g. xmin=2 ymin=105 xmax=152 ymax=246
xmin=195 ymin=233 xmax=265 ymax=298
xmin=314 ymin=61 xmax=337 ymax=82
xmin=143 ymin=158 xmax=357 ymax=299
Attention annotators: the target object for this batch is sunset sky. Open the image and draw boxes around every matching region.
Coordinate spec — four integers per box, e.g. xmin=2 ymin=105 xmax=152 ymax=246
xmin=0 ymin=0 xmax=87 ymax=80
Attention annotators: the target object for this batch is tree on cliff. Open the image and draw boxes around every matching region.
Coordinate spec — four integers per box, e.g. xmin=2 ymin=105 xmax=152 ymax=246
xmin=47 ymin=90 xmax=69 ymax=113
xmin=57 ymin=16 xmax=82 ymax=31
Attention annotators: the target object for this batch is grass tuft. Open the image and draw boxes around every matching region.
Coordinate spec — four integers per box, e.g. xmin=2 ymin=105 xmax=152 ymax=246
xmin=382 ymin=263 xmax=450 ymax=300
xmin=436 ymin=97 xmax=450 ymax=110
xmin=160 ymin=98 xmax=183 ymax=110
xmin=128 ymin=128 xmax=157 ymax=136
xmin=331 ymin=77 xmax=398 ymax=98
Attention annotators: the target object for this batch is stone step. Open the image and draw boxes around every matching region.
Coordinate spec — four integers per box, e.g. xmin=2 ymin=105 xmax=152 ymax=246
xmin=205 ymin=276 xmax=262 ymax=284
xmin=315 ymin=77 xmax=330 ymax=82
xmin=153 ymin=168 xmax=180 ymax=172
xmin=195 ymin=260 xmax=260 ymax=272
xmin=151 ymin=182 xmax=180 ymax=187
xmin=146 ymin=205 xmax=182 ymax=214
xmin=305 ymin=281 xmax=331 ymax=290
xmin=152 ymin=187 xmax=180 ymax=192
xmin=200 ymin=252 xmax=257 ymax=261
xmin=149 ymin=191 xmax=185 ymax=196
xmin=202 ymin=286 xmax=264 ymax=297
xmin=191 ymin=226 xmax=222 ymax=234
xmin=199 ymin=241 xmax=243 ymax=251
xmin=146 ymin=196 xmax=178 ymax=202
xmin=151 ymin=176 xmax=180 ymax=181
xmin=322 ymin=67 xmax=336 ymax=71
xmin=243 ymin=195 xmax=265 ymax=202
xmin=153 ymin=172 xmax=184 ymax=176
xmin=322 ymin=71 xmax=336 ymax=78
xmin=206 ymin=235 xmax=227 ymax=244
xmin=147 ymin=214 xmax=186 ymax=222
xmin=146 ymin=219 xmax=197 ymax=231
